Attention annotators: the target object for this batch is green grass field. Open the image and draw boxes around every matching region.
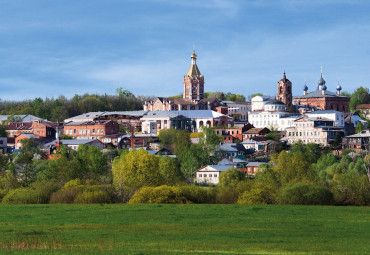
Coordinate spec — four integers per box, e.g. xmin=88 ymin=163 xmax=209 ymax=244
xmin=0 ymin=205 xmax=369 ymax=254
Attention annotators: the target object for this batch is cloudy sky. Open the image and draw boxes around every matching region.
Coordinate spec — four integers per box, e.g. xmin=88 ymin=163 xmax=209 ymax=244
xmin=0 ymin=0 xmax=369 ymax=101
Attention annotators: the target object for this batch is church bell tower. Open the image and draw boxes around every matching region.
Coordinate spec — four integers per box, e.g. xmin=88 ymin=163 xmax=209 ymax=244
xmin=276 ymin=72 xmax=292 ymax=108
xmin=183 ymin=51 xmax=204 ymax=101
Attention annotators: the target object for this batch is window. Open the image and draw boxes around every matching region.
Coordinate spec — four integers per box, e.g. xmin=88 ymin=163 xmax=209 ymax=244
xmin=74 ymin=129 xmax=76 ymax=133
xmin=92 ymin=129 xmax=95 ymax=133
xmin=101 ymin=129 xmax=104 ymax=134
xmin=214 ymin=174 xmax=217 ymax=177
xmin=204 ymin=174 xmax=207 ymax=177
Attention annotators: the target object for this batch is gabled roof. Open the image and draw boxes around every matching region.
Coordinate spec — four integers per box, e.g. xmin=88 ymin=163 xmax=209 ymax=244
xmin=197 ymin=165 xmax=234 ymax=172
xmin=246 ymin=162 xmax=266 ymax=167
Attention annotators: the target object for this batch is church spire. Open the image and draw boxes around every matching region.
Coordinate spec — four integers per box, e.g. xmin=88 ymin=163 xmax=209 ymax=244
xmin=187 ymin=50 xmax=201 ymax=76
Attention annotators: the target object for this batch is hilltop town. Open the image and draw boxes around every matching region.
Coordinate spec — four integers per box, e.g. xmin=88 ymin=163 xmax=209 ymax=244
xmin=0 ymin=51 xmax=369 ymax=206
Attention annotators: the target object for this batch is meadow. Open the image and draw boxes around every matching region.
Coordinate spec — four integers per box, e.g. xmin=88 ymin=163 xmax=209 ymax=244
xmin=0 ymin=204 xmax=369 ymax=254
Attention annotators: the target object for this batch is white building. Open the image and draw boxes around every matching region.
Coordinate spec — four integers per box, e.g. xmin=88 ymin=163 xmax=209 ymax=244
xmin=140 ymin=110 xmax=233 ymax=133
xmin=306 ymin=110 xmax=344 ymax=127
xmin=221 ymin=101 xmax=251 ymax=122
xmin=196 ymin=165 xmax=236 ymax=185
xmin=248 ymin=111 xmax=299 ymax=131
xmin=285 ymin=116 xmax=344 ymax=146
xmin=251 ymin=96 xmax=274 ymax=111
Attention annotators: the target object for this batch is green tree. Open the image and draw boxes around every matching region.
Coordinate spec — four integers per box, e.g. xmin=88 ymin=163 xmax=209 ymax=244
xmin=218 ymin=167 xmax=245 ymax=187
xmin=158 ymin=156 xmax=183 ymax=185
xmin=0 ymin=125 xmax=7 ymax=137
xmin=355 ymin=121 xmax=364 ymax=133
xmin=349 ymin=86 xmax=370 ymax=111
xmin=112 ymin=149 xmax=161 ymax=197
xmin=13 ymin=139 xmax=43 ymax=186
xmin=158 ymin=128 xmax=191 ymax=156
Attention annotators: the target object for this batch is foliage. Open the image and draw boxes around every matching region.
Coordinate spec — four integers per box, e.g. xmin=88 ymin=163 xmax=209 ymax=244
xmin=36 ymin=145 xmax=110 ymax=184
xmin=347 ymin=86 xmax=370 ymax=111
xmin=159 ymin=156 xmax=183 ymax=185
xmin=355 ymin=121 xmax=364 ymax=133
xmin=237 ymin=182 xmax=277 ymax=205
xmin=0 ymin=90 xmax=145 ymax=122
xmin=265 ymin=132 xmax=279 ymax=141
xmin=178 ymin=185 xmax=215 ymax=204
xmin=13 ymin=138 xmax=43 ymax=186
xmin=330 ymin=174 xmax=370 ymax=206
xmin=112 ymin=149 xmax=162 ymax=196
xmin=158 ymin=128 xmax=191 ymax=156
xmin=218 ymin=167 xmax=245 ymax=187
xmin=59 ymin=134 xmax=73 ymax=140
xmin=74 ymin=190 xmax=111 ymax=204
xmin=277 ymin=183 xmax=334 ymax=205
xmin=205 ymin=91 xmax=245 ymax=102
xmin=0 ymin=124 xmax=7 ymax=137
xmin=271 ymin=150 xmax=316 ymax=185
xmin=128 ymin=185 xmax=188 ymax=204
xmin=2 ymin=180 xmax=59 ymax=204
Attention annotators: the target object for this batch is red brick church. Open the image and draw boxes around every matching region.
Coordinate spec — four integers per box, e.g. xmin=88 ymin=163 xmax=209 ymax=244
xmin=143 ymin=51 xmax=222 ymax=111
xmin=293 ymin=70 xmax=349 ymax=112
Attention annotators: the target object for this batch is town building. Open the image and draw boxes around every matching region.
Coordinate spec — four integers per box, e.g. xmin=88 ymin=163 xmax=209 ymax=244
xmin=6 ymin=122 xmax=33 ymax=137
xmin=196 ymin=165 xmax=235 ymax=185
xmin=63 ymin=120 xmax=119 ymax=140
xmin=356 ymin=104 xmax=370 ymax=120
xmin=140 ymin=110 xmax=233 ymax=133
xmin=32 ymin=121 xmax=61 ymax=138
xmin=306 ymin=110 xmax=345 ymax=127
xmin=285 ymin=116 xmax=344 ymax=146
xmin=0 ymin=114 xmax=43 ymax=124
xmin=341 ymin=131 xmax=370 ymax=152
xmin=243 ymin=127 xmax=270 ymax=140
xmin=221 ymin=101 xmax=251 ymax=122
xmin=294 ymin=70 xmax=349 ymax=112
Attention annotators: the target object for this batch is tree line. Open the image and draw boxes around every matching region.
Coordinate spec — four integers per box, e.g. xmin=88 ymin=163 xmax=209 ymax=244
xmin=0 ymin=88 xmax=150 ymax=122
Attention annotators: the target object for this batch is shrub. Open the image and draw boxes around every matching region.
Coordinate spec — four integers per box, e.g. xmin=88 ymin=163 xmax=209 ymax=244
xmin=330 ymin=174 xmax=370 ymax=206
xmin=214 ymin=186 xmax=240 ymax=204
xmin=218 ymin=167 xmax=245 ymax=187
xmin=128 ymin=185 xmax=188 ymax=204
xmin=62 ymin=179 xmax=83 ymax=190
xmin=74 ymin=190 xmax=111 ymax=204
xmin=277 ymin=183 xmax=334 ymax=205
xmin=238 ymin=182 xmax=277 ymax=205
xmin=178 ymin=185 xmax=215 ymax=204
xmin=50 ymin=188 xmax=81 ymax=204
xmin=0 ymin=189 xmax=9 ymax=202
xmin=2 ymin=181 xmax=60 ymax=204
xmin=2 ymin=188 xmax=39 ymax=204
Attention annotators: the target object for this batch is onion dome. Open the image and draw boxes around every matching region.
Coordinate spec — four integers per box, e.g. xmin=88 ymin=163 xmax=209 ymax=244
xmin=303 ymin=83 xmax=308 ymax=91
xmin=336 ymin=82 xmax=342 ymax=91
xmin=318 ymin=74 xmax=326 ymax=86
xmin=322 ymin=84 xmax=327 ymax=90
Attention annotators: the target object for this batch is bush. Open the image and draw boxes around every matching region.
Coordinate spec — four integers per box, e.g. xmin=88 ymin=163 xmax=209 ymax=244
xmin=277 ymin=183 xmax=334 ymax=205
xmin=0 ymin=189 xmax=9 ymax=202
xmin=50 ymin=188 xmax=81 ymax=204
xmin=178 ymin=185 xmax=215 ymax=204
xmin=238 ymin=182 xmax=277 ymax=205
xmin=2 ymin=181 xmax=60 ymax=204
xmin=50 ymin=182 xmax=114 ymax=204
xmin=2 ymin=188 xmax=39 ymax=204
xmin=218 ymin=167 xmax=245 ymax=187
xmin=74 ymin=190 xmax=111 ymax=204
xmin=128 ymin=185 xmax=188 ymax=204
xmin=330 ymin=174 xmax=370 ymax=206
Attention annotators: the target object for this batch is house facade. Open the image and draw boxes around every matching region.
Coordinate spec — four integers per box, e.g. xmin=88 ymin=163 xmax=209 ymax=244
xmin=63 ymin=120 xmax=119 ymax=139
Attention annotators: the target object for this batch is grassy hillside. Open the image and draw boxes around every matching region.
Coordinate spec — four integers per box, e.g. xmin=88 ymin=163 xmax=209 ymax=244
xmin=0 ymin=204 xmax=369 ymax=254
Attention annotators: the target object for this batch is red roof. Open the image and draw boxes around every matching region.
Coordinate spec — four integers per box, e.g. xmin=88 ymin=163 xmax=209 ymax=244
xmin=356 ymin=104 xmax=370 ymax=109
xmin=7 ymin=122 xmax=33 ymax=130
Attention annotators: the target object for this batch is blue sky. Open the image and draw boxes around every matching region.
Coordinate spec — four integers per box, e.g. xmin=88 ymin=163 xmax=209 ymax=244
xmin=0 ymin=0 xmax=369 ymax=101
